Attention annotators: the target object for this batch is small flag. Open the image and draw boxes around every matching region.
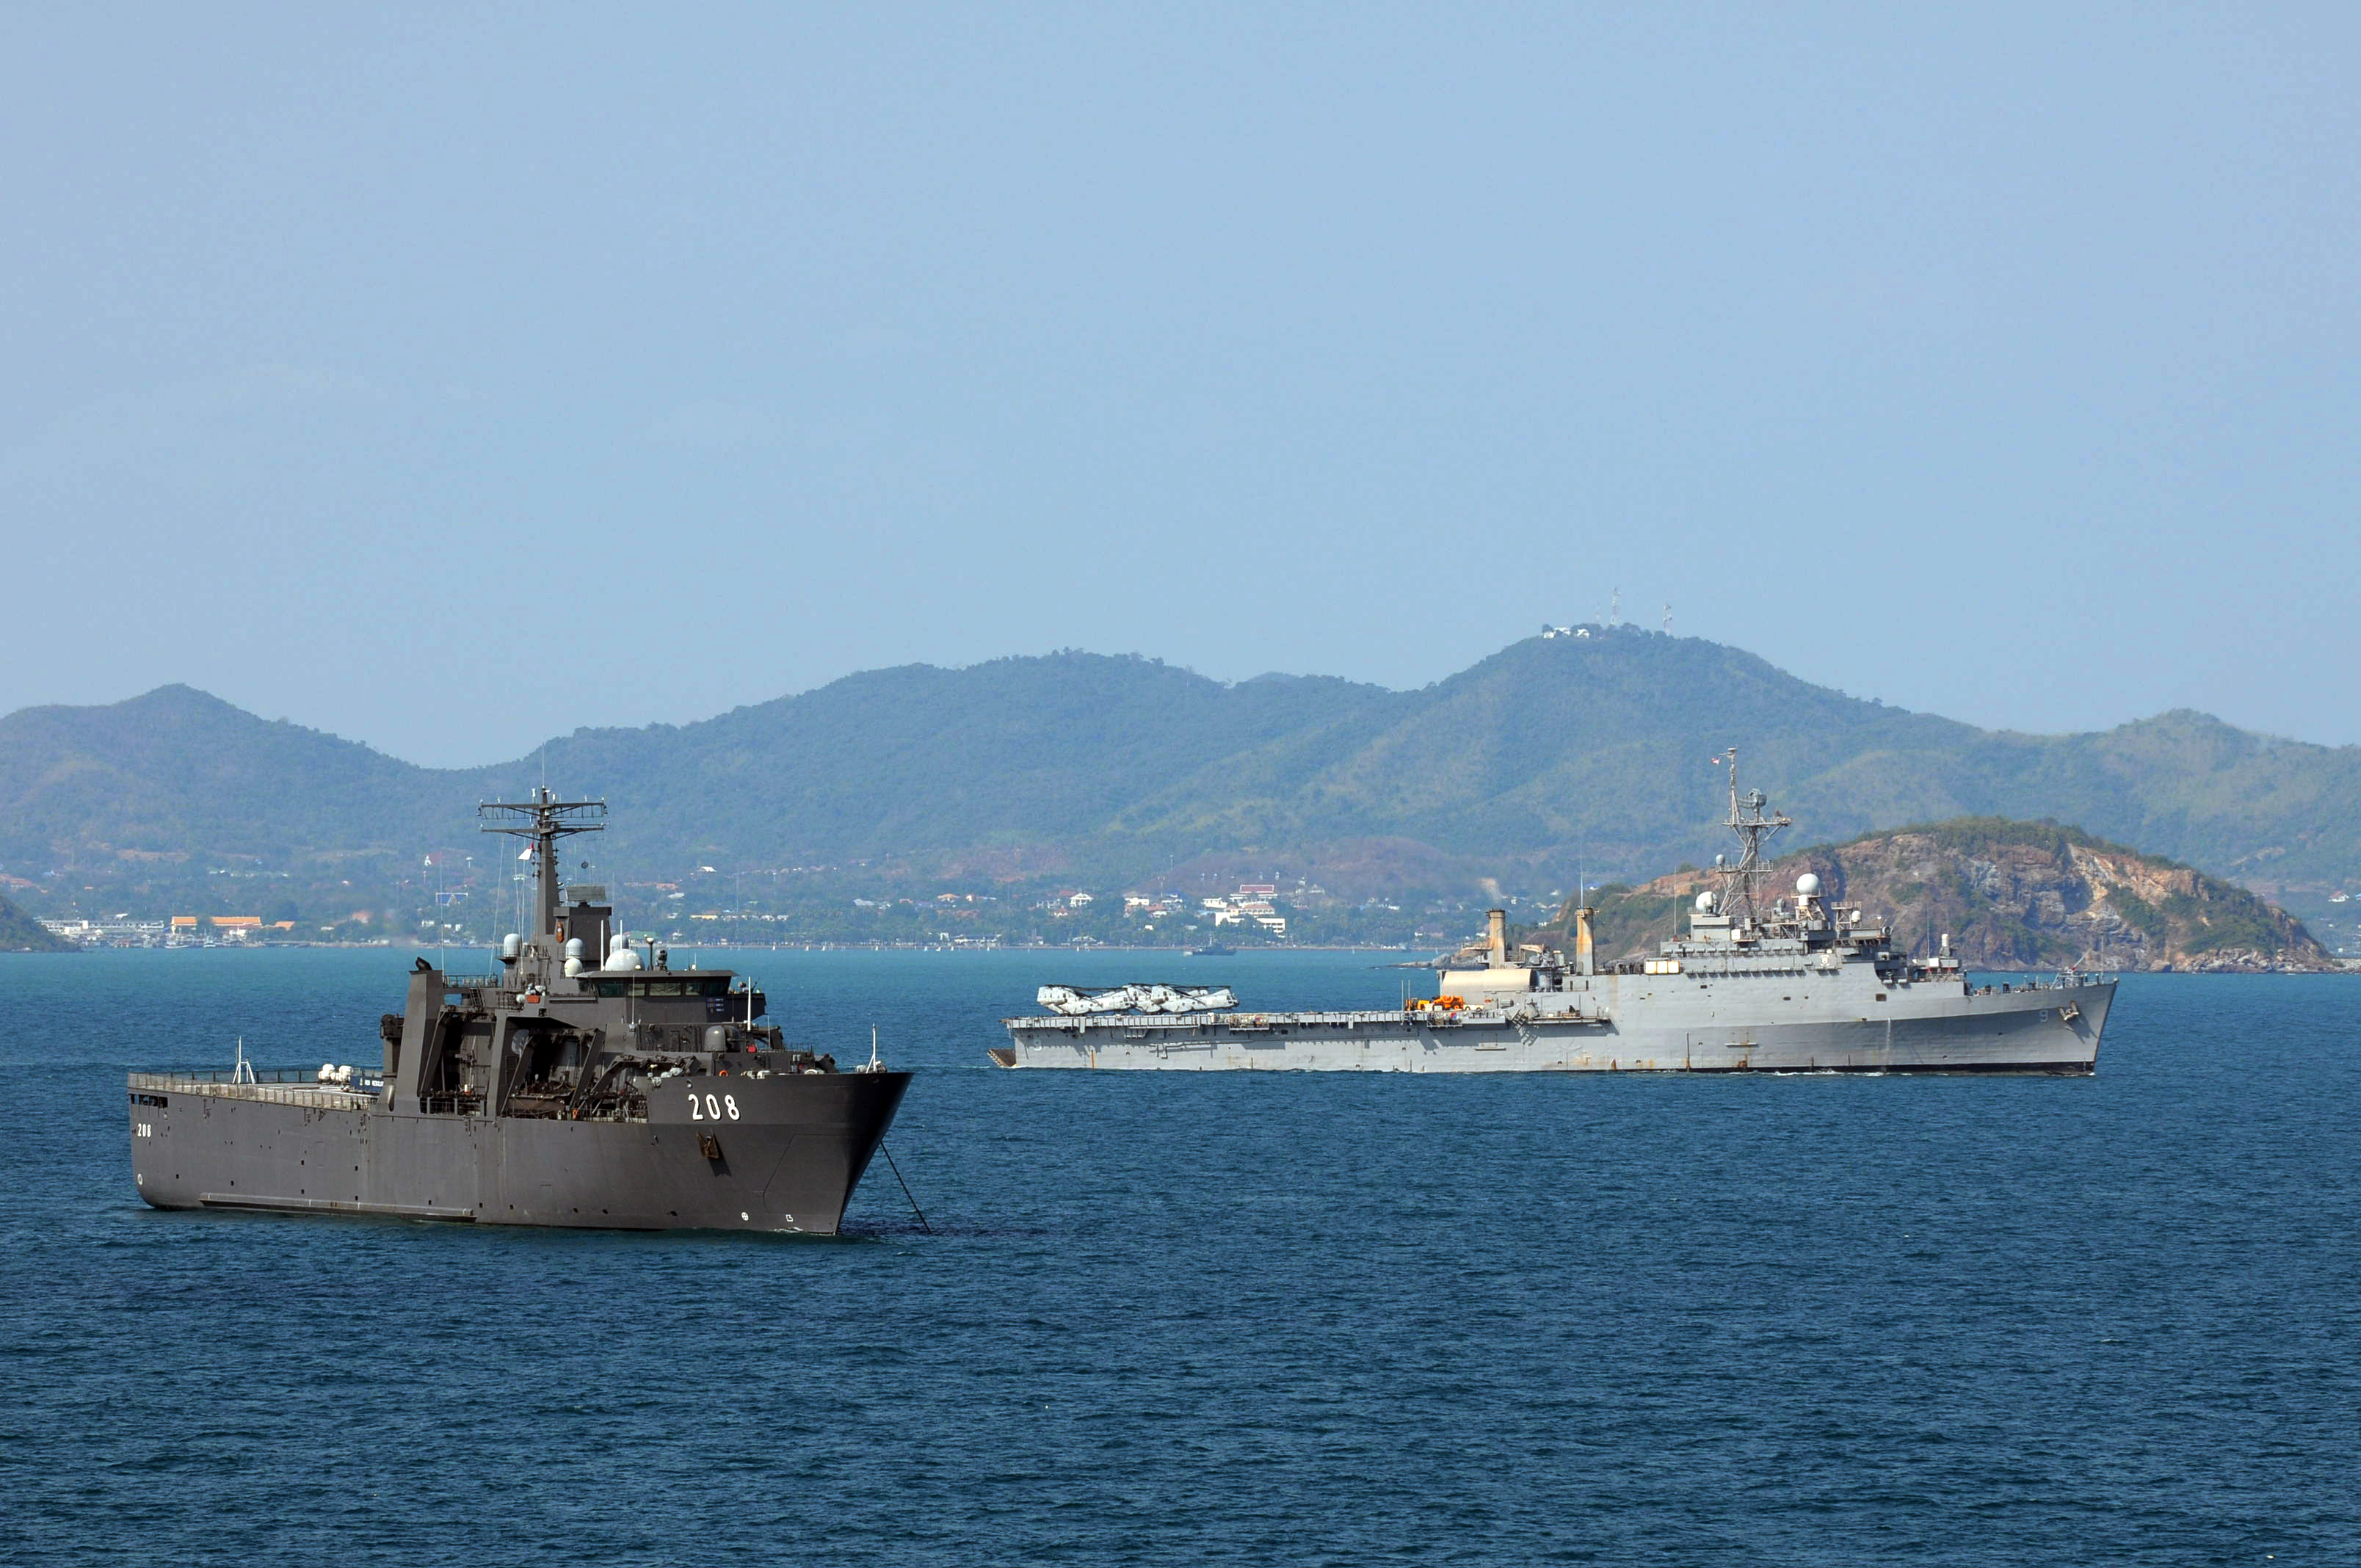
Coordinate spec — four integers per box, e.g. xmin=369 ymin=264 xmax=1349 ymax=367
xmin=518 ymin=847 xmax=532 ymax=861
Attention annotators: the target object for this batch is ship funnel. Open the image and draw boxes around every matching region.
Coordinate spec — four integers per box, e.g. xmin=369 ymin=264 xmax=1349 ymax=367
xmin=1575 ymin=905 xmax=1596 ymax=976
xmin=1486 ymin=909 xmax=1507 ymax=968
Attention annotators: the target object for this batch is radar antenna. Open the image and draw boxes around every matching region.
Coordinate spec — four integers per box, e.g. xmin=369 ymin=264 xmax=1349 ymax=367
xmin=478 ymin=788 xmax=606 ymax=943
xmin=1711 ymin=749 xmax=1789 ymax=928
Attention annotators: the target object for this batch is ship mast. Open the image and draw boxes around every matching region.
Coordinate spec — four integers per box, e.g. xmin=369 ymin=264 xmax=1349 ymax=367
xmin=1712 ymin=749 xmax=1790 ymax=929
xmin=477 ymin=789 xmax=606 ymax=944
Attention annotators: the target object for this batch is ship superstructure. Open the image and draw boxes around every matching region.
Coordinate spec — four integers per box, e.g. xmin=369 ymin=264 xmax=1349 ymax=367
xmin=127 ymin=790 xmax=910 ymax=1232
xmin=994 ymin=757 xmax=2114 ymax=1073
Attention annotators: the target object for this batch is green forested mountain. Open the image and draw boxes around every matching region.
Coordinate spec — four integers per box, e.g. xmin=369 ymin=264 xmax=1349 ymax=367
xmin=3 ymin=630 xmax=2358 ymax=917
xmin=0 ymin=684 xmax=442 ymax=863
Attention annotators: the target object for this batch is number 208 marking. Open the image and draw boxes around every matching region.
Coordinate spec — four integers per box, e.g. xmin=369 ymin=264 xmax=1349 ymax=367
xmin=687 ymin=1093 xmax=740 ymax=1122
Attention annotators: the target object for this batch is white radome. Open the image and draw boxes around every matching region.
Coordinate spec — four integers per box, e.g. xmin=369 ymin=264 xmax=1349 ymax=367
xmin=1796 ymin=873 xmax=1822 ymax=897
xmin=1694 ymin=890 xmax=1718 ymax=913
xmin=603 ymin=947 xmax=642 ymax=972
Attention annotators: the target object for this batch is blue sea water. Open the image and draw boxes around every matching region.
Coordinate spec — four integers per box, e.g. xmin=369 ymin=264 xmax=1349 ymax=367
xmin=1 ymin=948 xmax=2354 ymax=1565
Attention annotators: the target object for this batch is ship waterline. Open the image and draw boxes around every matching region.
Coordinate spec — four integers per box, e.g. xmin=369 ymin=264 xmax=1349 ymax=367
xmin=128 ymin=1066 xmax=907 ymax=1230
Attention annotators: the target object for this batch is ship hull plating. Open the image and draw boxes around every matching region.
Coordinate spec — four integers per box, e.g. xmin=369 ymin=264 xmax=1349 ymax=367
xmin=128 ymin=1071 xmax=910 ymax=1234
xmin=999 ymin=981 xmax=2111 ymax=1074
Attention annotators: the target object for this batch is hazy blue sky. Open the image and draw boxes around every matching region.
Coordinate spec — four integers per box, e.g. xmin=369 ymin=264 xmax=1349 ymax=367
xmin=4 ymin=6 xmax=2356 ymax=766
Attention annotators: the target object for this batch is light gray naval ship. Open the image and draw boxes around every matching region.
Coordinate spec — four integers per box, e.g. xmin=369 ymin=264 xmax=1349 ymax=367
xmin=127 ymin=791 xmax=910 ymax=1232
xmin=994 ymin=758 xmax=2114 ymax=1074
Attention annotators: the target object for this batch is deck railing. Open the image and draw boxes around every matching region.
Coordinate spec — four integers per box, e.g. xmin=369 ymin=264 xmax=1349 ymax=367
xmin=127 ymin=1070 xmax=382 ymax=1109
xmin=1005 ymin=1005 xmax=1607 ymax=1030
xmin=132 ymin=1064 xmax=319 ymax=1085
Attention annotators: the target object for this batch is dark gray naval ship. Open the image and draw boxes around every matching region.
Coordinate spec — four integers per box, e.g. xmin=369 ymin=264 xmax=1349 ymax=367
xmin=127 ymin=791 xmax=910 ymax=1233
xmin=996 ymin=756 xmax=2116 ymax=1074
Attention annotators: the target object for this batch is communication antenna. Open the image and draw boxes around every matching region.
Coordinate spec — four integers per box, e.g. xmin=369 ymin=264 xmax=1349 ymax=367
xmin=1609 ymin=587 xmax=1621 ymax=627
xmin=1662 ymin=603 xmax=1672 ymax=634
xmin=1711 ymin=748 xmax=1791 ymax=927
xmin=478 ymin=788 xmax=607 ymax=943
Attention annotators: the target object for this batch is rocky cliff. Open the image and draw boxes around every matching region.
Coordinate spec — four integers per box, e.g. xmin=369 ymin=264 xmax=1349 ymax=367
xmin=1557 ymin=819 xmax=2332 ymax=973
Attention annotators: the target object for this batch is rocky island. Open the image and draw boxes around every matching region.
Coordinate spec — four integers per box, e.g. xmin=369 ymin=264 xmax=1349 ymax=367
xmin=1551 ymin=819 xmax=2331 ymax=973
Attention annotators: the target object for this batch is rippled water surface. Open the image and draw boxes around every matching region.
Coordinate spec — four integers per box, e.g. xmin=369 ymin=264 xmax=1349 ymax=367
xmin=1 ymin=948 xmax=2354 ymax=1564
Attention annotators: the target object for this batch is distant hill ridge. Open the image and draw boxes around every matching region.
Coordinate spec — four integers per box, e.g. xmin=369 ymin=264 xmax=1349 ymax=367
xmin=1551 ymin=819 xmax=2331 ymax=973
xmin=0 ymin=892 xmax=71 ymax=952
xmin=3 ymin=630 xmax=2360 ymax=900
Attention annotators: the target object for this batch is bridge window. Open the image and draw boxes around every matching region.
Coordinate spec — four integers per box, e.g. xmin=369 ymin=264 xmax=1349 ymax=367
xmin=590 ymin=977 xmax=737 ymax=999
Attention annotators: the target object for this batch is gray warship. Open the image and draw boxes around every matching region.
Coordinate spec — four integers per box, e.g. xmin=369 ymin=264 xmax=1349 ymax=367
xmin=127 ymin=791 xmax=910 ymax=1233
xmin=994 ymin=757 xmax=2115 ymax=1073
